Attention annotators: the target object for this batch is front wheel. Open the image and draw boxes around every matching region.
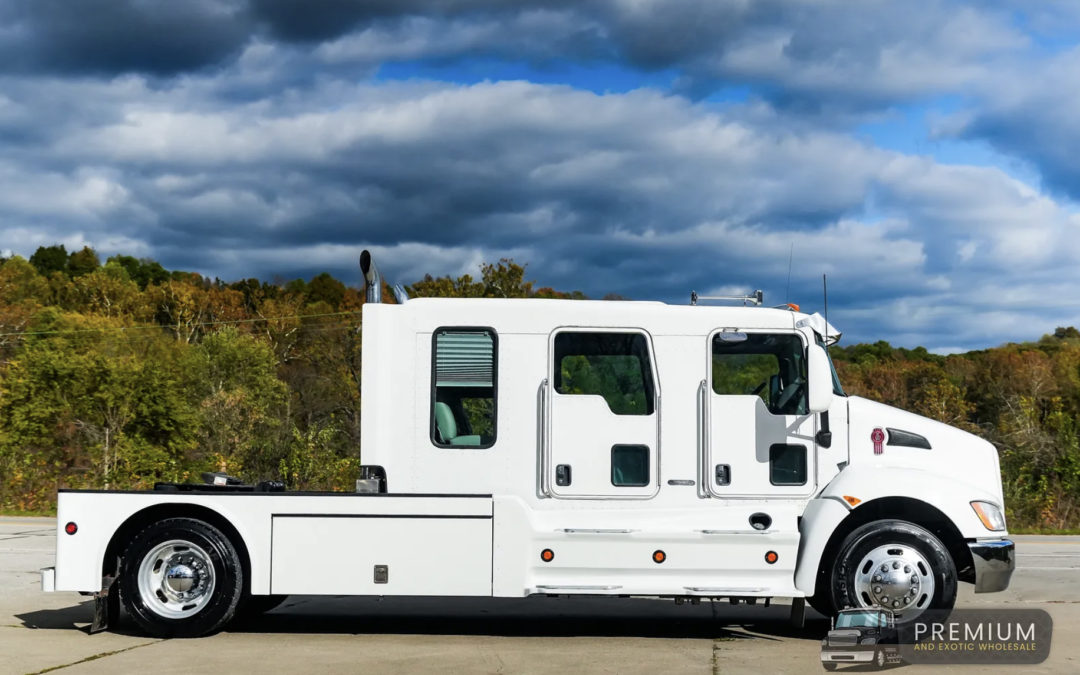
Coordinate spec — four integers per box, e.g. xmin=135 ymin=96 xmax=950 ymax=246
xmin=119 ymin=518 xmax=244 ymax=638
xmin=874 ymin=649 xmax=885 ymax=669
xmin=830 ymin=520 xmax=957 ymax=625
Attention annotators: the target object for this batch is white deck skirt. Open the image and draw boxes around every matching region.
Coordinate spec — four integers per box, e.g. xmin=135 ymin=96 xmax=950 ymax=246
xmin=271 ymin=515 xmax=493 ymax=596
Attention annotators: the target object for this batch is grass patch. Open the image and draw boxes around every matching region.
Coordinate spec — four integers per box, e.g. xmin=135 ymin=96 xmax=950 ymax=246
xmin=0 ymin=509 xmax=56 ymax=518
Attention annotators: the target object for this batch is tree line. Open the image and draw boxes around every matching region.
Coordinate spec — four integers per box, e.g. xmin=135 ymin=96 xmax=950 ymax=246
xmin=1 ymin=244 xmax=1078 ymax=529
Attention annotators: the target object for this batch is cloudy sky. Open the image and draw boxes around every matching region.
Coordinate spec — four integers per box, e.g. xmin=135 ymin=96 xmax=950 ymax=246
xmin=2 ymin=1 xmax=1080 ymax=351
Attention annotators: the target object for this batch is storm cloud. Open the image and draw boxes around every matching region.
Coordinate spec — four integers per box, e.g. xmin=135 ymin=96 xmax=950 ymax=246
xmin=0 ymin=0 xmax=1079 ymax=350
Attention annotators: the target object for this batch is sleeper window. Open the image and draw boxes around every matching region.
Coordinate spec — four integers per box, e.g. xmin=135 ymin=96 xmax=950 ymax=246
xmin=711 ymin=333 xmax=807 ymax=416
xmin=554 ymin=332 xmax=656 ymax=415
xmin=431 ymin=329 xmax=496 ymax=448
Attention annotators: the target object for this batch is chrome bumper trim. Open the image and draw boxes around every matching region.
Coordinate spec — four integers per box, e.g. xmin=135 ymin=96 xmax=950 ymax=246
xmin=820 ymin=651 xmax=873 ymax=663
xmin=968 ymin=539 xmax=1015 ymax=593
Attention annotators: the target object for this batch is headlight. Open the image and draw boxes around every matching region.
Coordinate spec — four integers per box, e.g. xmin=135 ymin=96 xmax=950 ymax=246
xmin=860 ymin=637 xmax=877 ymax=645
xmin=971 ymin=501 xmax=1007 ymax=531
xmin=822 ymin=638 xmax=828 ymax=646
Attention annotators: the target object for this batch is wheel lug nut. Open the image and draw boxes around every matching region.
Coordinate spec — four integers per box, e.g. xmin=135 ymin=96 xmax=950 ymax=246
xmin=904 ymin=565 xmax=911 ymax=573
xmin=873 ymin=574 xmax=882 ymax=582
xmin=874 ymin=586 xmax=882 ymax=593
xmin=893 ymin=600 xmax=900 ymax=607
xmin=881 ymin=564 xmax=889 ymax=573
xmin=880 ymin=596 xmax=889 ymax=603
xmin=892 ymin=561 xmax=901 ymax=570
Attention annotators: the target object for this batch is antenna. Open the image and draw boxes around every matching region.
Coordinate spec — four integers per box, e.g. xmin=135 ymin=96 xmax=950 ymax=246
xmin=823 ymin=274 xmax=829 ymax=349
xmin=785 ymin=242 xmax=794 ymax=304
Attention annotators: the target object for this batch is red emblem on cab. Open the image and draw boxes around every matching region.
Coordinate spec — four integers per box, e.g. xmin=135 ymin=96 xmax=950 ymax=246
xmin=871 ymin=428 xmax=886 ymax=454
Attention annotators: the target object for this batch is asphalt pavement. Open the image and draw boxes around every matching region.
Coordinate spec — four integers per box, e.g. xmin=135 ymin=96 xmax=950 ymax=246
xmin=2 ymin=517 xmax=1079 ymax=674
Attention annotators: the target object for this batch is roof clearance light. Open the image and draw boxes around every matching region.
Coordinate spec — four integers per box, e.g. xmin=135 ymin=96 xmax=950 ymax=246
xmin=787 ymin=304 xmax=800 ymax=311
xmin=842 ymin=495 xmax=862 ymax=507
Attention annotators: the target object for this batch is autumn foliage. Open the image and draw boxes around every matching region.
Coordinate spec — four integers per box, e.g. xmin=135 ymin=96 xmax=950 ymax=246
xmin=1 ymin=246 xmax=1079 ymax=529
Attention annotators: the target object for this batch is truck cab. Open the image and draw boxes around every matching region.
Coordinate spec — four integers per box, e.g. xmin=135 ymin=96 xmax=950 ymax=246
xmin=41 ymin=252 xmax=1015 ymax=638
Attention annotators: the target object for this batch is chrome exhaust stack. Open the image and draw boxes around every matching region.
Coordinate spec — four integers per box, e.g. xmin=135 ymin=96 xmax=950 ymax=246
xmin=360 ymin=250 xmax=409 ymax=303
xmin=360 ymin=250 xmax=381 ymax=304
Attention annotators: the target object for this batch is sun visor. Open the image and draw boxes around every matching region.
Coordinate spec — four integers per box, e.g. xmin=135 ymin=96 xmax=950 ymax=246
xmin=796 ymin=313 xmax=842 ymax=346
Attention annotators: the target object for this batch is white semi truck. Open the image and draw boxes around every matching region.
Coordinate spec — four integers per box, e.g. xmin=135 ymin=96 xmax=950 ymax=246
xmin=40 ymin=251 xmax=1014 ymax=638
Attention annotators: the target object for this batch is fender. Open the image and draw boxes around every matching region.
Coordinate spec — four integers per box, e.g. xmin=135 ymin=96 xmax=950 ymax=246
xmin=55 ymin=491 xmax=266 ymax=594
xmin=796 ymin=466 xmax=1004 ymax=596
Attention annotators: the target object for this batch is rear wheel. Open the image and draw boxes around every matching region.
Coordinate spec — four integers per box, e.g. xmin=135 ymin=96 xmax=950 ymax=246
xmin=830 ymin=520 xmax=956 ymax=625
xmin=120 ymin=518 xmax=243 ymax=638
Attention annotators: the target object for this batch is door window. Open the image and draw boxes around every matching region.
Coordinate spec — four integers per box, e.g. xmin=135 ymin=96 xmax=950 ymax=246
xmin=431 ymin=329 xmax=496 ymax=448
xmin=711 ymin=333 xmax=807 ymax=415
xmin=611 ymin=444 xmax=650 ymax=487
xmin=769 ymin=444 xmax=808 ymax=486
xmin=554 ymin=332 xmax=656 ymax=415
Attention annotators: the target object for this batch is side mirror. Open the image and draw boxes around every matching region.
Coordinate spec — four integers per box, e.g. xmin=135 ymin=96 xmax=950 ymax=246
xmin=808 ymin=343 xmax=834 ymax=414
xmin=830 ymin=617 xmax=835 ymax=630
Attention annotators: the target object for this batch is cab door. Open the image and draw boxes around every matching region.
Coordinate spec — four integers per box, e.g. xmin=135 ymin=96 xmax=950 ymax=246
xmin=703 ymin=329 xmax=817 ymax=498
xmin=543 ymin=328 xmax=660 ymax=499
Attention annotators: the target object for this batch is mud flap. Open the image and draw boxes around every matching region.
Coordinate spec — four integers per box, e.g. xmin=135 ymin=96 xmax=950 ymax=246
xmin=789 ymin=597 xmax=805 ymax=628
xmin=90 ymin=557 xmax=121 ymax=635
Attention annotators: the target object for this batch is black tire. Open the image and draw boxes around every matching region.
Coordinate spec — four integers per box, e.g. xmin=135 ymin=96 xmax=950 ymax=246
xmin=239 ymin=594 xmax=289 ymax=617
xmin=119 ymin=517 xmax=244 ymax=638
xmin=830 ymin=520 xmax=957 ymax=625
xmin=823 ymin=663 xmax=837 ymax=671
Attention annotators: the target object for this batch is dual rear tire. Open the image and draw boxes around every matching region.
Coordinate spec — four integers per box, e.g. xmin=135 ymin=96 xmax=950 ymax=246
xmin=119 ymin=517 xmax=285 ymax=638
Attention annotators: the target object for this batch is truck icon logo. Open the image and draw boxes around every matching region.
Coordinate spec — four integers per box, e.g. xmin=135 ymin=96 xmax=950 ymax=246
xmin=821 ymin=607 xmax=901 ymax=670
xmin=871 ymin=428 xmax=886 ymax=454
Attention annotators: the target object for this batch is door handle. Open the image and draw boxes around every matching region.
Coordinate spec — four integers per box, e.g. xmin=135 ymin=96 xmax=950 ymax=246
xmin=715 ymin=464 xmax=731 ymax=486
xmin=556 ymin=464 xmax=572 ymax=486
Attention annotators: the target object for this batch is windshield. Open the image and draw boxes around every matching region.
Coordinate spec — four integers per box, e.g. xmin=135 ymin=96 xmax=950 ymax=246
xmin=836 ymin=610 xmax=886 ymax=629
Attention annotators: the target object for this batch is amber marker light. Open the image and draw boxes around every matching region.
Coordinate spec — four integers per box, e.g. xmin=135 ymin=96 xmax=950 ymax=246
xmin=541 ymin=548 xmax=554 ymax=562
xmin=652 ymin=550 xmax=666 ymax=564
xmin=842 ymin=495 xmax=861 ymax=507
xmin=765 ymin=551 xmax=779 ymax=564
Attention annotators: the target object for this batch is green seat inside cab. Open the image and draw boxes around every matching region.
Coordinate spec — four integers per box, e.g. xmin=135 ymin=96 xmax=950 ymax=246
xmin=434 ymin=401 xmax=481 ymax=446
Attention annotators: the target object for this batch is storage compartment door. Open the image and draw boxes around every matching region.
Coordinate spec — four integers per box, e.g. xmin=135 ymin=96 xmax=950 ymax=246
xmin=271 ymin=516 xmax=493 ymax=596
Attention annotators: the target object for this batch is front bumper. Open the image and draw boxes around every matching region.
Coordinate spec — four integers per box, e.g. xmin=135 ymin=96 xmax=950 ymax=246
xmin=968 ymin=539 xmax=1015 ymax=593
xmin=820 ymin=650 xmax=873 ymax=663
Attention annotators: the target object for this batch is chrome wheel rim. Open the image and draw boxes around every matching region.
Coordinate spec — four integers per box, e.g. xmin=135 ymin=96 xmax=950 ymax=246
xmin=137 ymin=539 xmax=216 ymax=619
xmin=854 ymin=543 xmax=935 ymax=621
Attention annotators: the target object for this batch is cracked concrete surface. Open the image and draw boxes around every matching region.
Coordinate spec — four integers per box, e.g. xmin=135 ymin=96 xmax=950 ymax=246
xmin=2 ymin=518 xmax=1079 ymax=674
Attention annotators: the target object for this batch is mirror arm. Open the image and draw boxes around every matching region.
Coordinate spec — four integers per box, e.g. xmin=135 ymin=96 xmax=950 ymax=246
xmin=816 ymin=410 xmax=833 ymax=448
